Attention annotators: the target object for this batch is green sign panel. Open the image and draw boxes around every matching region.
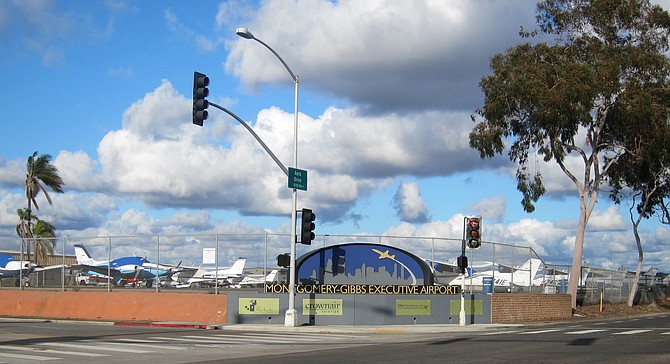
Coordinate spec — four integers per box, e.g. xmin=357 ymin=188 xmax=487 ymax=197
xmin=288 ymin=167 xmax=307 ymax=191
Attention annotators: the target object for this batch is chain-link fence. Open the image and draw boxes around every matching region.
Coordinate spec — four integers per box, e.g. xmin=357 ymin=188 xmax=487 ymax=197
xmin=0 ymin=234 xmax=666 ymax=305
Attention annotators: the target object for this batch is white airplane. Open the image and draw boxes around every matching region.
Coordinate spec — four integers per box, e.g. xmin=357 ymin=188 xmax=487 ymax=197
xmin=233 ymin=269 xmax=279 ymax=288
xmin=435 ymin=258 xmax=543 ymax=290
xmin=173 ymin=258 xmax=246 ymax=288
xmin=0 ymin=253 xmax=65 ymax=287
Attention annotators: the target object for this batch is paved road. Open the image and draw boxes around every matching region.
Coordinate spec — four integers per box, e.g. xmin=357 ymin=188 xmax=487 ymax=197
xmin=1 ymin=314 xmax=669 ymax=363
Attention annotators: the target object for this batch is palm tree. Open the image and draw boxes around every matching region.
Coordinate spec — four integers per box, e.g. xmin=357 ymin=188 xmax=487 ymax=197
xmin=31 ymin=219 xmax=56 ymax=265
xmin=16 ymin=208 xmax=36 ymax=259
xmin=21 ymin=151 xmax=64 ymax=261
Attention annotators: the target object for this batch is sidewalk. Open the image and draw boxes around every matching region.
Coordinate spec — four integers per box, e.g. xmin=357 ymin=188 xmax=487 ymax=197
xmin=113 ymin=320 xmax=523 ymax=333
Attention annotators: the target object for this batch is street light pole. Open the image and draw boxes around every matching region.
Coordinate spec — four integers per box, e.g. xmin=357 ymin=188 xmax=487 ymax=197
xmin=236 ymin=27 xmax=300 ymax=327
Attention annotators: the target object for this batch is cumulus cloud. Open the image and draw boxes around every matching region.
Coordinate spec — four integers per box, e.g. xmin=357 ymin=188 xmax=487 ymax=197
xmin=226 ymin=0 xmax=536 ymax=113
xmin=392 ymin=182 xmax=431 ymax=224
xmin=470 ymin=196 xmax=506 ymax=222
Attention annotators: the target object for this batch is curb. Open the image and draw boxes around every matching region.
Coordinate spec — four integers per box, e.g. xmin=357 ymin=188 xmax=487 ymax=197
xmin=113 ymin=321 xmax=219 ymax=329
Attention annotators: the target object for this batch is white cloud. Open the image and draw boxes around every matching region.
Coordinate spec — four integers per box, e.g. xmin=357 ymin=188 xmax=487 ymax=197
xmin=587 ymin=206 xmax=627 ymax=232
xmin=226 ymin=0 xmax=536 ymax=113
xmin=470 ymin=196 xmax=506 ymax=222
xmin=392 ymin=182 xmax=431 ymax=223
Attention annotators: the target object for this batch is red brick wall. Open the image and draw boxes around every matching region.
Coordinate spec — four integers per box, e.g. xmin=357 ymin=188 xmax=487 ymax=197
xmin=491 ymin=293 xmax=571 ymax=323
xmin=0 ymin=290 xmax=228 ymax=324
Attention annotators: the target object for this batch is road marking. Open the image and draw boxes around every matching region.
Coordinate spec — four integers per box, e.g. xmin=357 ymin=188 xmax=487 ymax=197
xmin=150 ymin=336 xmax=232 ymax=344
xmin=565 ymin=329 xmax=607 ymax=335
xmin=661 ymin=332 xmax=670 ymax=335
xmin=230 ymin=333 xmax=323 ymax=342
xmin=106 ymin=340 xmax=191 ymax=350
xmin=46 ymin=342 xmax=154 ymax=353
xmin=613 ymin=330 xmax=652 ymax=335
xmin=519 ymin=329 xmax=562 ymax=335
xmin=0 ymin=352 xmax=58 ymax=361
xmin=479 ymin=330 xmax=521 ymax=336
xmin=1 ymin=344 xmax=107 ymax=357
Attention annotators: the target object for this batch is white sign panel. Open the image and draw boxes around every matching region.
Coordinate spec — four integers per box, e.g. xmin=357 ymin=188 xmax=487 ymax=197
xmin=203 ymin=248 xmax=216 ymax=264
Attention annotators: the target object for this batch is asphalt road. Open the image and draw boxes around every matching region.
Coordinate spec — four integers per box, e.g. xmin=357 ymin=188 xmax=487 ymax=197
xmin=1 ymin=314 xmax=669 ymax=364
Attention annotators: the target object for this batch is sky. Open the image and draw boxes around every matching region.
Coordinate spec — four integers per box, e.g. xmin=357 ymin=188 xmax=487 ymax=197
xmin=1 ymin=0 xmax=669 ymax=272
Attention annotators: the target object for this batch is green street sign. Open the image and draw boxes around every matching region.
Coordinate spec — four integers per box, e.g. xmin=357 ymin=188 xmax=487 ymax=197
xmin=288 ymin=167 xmax=307 ymax=191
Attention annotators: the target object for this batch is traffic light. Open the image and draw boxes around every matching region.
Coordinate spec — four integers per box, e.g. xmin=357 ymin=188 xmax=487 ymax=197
xmin=300 ymin=208 xmax=316 ymax=245
xmin=192 ymin=71 xmax=209 ymax=126
xmin=277 ymin=253 xmax=290 ymax=268
xmin=466 ymin=216 xmax=482 ymax=249
xmin=457 ymin=255 xmax=468 ymax=274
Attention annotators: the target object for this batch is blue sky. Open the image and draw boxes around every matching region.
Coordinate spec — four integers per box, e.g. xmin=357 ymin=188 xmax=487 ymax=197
xmin=1 ymin=0 xmax=669 ymax=271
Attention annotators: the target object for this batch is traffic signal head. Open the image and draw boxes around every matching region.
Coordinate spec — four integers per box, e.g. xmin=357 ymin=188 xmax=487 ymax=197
xmin=277 ymin=253 xmax=290 ymax=268
xmin=300 ymin=208 xmax=316 ymax=245
xmin=192 ymin=71 xmax=210 ymax=126
xmin=466 ymin=216 xmax=482 ymax=249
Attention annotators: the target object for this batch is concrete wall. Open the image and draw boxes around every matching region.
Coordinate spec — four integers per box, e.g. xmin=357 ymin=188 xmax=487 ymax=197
xmin=0 ymin=290 xmax=228 ymax=324
xmin=227 ymin=292 xmax=492 ymax=325
xmin=491 ymin=293 xmax=572 ymax=323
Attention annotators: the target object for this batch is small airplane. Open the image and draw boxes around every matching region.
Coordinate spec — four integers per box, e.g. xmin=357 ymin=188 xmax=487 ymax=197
xmin=73 ymin=244 xmax=190 ymax=288
xmin=173 ymin=257 xmax=246 ymax=288
xmin=233 ymin=269 xmax=279 ymax=288
xmin=432 ymin=258 xmax=543 ymax=291
xmin=0 ymin=253 xmax=65 ymax=287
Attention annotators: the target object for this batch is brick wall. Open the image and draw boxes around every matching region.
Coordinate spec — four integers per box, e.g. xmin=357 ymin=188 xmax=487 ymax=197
xmin=491 ymin=293 xmax=572 ymax=323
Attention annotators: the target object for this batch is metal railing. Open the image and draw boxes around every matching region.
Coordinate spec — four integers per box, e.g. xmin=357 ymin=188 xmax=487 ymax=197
xmin=1 ymin=234 xmax=665 ymax=305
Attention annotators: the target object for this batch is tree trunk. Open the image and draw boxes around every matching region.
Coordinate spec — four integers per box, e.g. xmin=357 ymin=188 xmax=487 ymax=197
xmin=627 ymin=213 xmax=644 ymax=307
xmin=568 ymin=208 xmax=587 ymax=311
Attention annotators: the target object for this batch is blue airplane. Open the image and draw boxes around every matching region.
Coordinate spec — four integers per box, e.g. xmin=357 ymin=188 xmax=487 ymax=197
xmin=0 ymin=253 xmax=64 ymax=287
xmin=73 ymin=244 xmax=190 ymax=288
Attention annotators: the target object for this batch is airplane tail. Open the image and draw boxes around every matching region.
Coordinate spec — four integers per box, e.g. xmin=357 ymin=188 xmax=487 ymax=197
xmin=512 ymin=258 xmax=542 ymax=286
xmin=228 ymin=258 xmax=246 ymax=276
xmin=73 ymin=244 xmax=98 ymax=265
xmin=265 ymin=269 xmax=279 ymax=283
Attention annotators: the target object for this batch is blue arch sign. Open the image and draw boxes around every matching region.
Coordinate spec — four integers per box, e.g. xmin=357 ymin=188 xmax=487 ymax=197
xmin=296 ymin=243 xmax=434 ymax=286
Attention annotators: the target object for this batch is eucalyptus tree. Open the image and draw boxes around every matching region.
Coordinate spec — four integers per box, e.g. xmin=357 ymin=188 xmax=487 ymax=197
xmin=607 ymin=85 xmax=670 ymax=306
xmin=469 ymin=0 xmax=670 ymax=308
xmin=20 ymin=151 xmax=64 ymax=261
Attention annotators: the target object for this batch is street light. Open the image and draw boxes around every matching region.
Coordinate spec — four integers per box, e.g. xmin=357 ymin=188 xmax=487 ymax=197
xmin=236 ymin=27 xmax=300 ymax=327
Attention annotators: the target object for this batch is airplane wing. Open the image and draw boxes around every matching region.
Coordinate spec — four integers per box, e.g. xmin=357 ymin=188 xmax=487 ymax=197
xmin=429 ymin=259 xmax=494 ymax=274
xmin=71 ymin=264 xmax=123 ymax=279
xmin=33 ymin=264 xmax=68 ymax=272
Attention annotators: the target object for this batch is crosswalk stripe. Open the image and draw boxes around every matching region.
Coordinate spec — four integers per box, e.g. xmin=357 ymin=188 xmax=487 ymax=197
xmin=479 ymin=330 xmax=521 ymax=336
xmin=219 ymin=333 xmax=322 ymax=342
xmin=519 ymin=329 xmax=562 ymax=335
xmin=660 ymin=332 xmax=670 ymax=335
xmin=106 ymin=340 xmax=191 ymax=350
xmin=45 ymin=342 xmax=154 ymax=353
xmin=566 ymin=329 xmax=607 ymax=335
xmin=0 ymin=352 xmax=58 ymax=361
xmin=150 ymin=336 xmax=232 ymax=344
xmin=201 ymin=335 xmax=296 ymax=344
xmin=243 ymin=332 xmax=357 ymax=339
xmin=613 ymin=330 xmax=652 ymax=335
xmin=1 ymin=344 xmax=107 ymax=357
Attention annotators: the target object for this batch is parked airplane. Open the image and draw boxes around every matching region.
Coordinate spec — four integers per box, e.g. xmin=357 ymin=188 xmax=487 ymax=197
xmin=434 ymin=258 xmax=543 ymax=291
xmin=173 ymin=257 xmax=246 ymax=288
xmin=233 ymin=269 xmax=279 ymax=288
xmin=73 ymin=244 xmax=190 ymax=288
xmin=0 ymin=253 xmax=64 ymax=287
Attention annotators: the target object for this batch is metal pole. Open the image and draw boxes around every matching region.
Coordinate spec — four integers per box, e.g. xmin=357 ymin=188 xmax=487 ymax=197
xmin=460 ymin=217 xmax=466 ymax=326
xmin=286 ymin=76 xmax=299 ymax=327
xmin=236 ymin=27 xmax=299 ymax=327
xmin=156 ymin=235 xmax=160 ymax=292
